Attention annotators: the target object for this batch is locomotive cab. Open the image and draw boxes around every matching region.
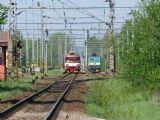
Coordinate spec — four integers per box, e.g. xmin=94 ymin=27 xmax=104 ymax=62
xmin=64 ymin=52 xmax=81 ymax=73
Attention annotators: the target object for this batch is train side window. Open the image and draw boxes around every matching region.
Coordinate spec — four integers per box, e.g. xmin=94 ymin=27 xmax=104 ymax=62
xmin=0 ymin=57 xmax=2 ymax=65
xmin=0 ymin=47 xmax=2 ymax=56
xmin=76 ymin=57 xmax=80 ymax=61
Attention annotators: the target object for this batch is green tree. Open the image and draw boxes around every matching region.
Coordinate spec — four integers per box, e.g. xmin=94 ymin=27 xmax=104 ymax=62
xmin=119 ymin=0 xmax=160 ymax=90
xmin=0 ymin=4 xmax=8 ymax=25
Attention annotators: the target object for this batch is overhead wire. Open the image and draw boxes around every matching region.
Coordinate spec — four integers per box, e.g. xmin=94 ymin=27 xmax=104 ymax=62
xmin=55 ymin=0 xmax=108 ymax=38
xmin=17 ymin=6 xmax=136 ymax=10
xmin=51 ymin=0 xmax=64 ymax=19
xmin=65 ymin=0 xmax=106 ymax=23
xmin=55 ymin=0 xmax=85 ymax=36
xmin=16 ymin=0 xmax=130 ymax=45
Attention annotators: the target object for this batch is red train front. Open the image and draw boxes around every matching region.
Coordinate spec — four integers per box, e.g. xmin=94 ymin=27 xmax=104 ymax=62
xmin=64 ymin=52 xmax=81 ymax=73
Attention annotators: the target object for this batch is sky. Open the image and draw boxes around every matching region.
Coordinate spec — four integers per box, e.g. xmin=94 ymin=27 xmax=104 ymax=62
xmin=0 ymin=0 xmax=140 ymax=51
xmin=0 ymin=0 xmax=140 ymax=32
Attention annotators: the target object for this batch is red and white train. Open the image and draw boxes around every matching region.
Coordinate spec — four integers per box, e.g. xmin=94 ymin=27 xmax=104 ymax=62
xmin=64 ymin=51 xmax=81 ymax=73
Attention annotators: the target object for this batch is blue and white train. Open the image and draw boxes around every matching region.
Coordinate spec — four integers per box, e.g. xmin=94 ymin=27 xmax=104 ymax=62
xmin=88 ymin=55 xmax=101 ymax=73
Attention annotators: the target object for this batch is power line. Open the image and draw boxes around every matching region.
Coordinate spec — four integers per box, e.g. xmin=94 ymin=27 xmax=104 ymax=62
xmin=3 ymin=28 xmax=109 ymax=30
xmin=16 ymin=33 xmax=110 ymax=36
xmin=55 ymin=0 xmax=105 ymax=23
xmin=28 ymin=40 xmax=112 ymax=43
xmin=13 ymin=22 xmax=126 ymax=25
xmin=67 ymin=0 xmax=106 ymax=23
xmin=17 ymin=6 xmax=136 ymax=10
xmin=14 ymin=21 xmax=125 ymax=25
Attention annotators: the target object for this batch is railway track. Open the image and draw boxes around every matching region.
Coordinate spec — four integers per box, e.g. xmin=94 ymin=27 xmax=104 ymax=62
xmin=0 ymin=73 xmax=77 ymax=120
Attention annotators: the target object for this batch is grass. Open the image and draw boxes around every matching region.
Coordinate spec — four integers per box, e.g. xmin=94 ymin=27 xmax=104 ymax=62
xmin=0 ymin=80 xmax=32 ymax=100
xmin=85 ymin=77 xmax=160 ymax=120
xmin=46 ymin=69 xmax=63 ymax=77
xmin=0 ymin=69 xmax=62 ymax=100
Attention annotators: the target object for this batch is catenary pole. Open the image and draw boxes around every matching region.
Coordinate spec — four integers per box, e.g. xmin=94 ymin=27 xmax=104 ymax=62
xmin=32 ymin=0 xmax=35 ymax=63
xmin=107 ymin=0 xmax=115 ymax=75
xmin=8 ymin=0 xmax=17 ymax=78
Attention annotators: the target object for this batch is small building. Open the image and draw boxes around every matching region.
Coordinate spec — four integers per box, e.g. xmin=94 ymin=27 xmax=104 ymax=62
xmin=0 ymin=31 xmax=8 ymax=80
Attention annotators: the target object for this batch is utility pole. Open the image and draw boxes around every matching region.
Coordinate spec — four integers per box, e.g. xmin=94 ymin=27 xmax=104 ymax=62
xmin=50 ymin=17 xmax=53 ymax=67
xmin=85 ymin=29 xmax=89 ymax=68
xmin=57 ymin=34 xmax=62 ymax=66
xmin=44 ymin=27 xmax=48 ymax=71
xmin=20 ymin=33 xmax=22 ymax=66
xmin=36 ymin=39 xmax=39 ymax=66
xmin=41 ymin=2 xmax=44 ymax=64
xmin=69 ymin=26 xmax=73 ymax=51
xmin=32 ymin=0 xmax=35 ymax=63
xmin=64 ymin=34 xmax=67 ymax=55
xmin=63 ymin=8 xmax=67 ymax=55
xmin=58 ymin=34 xmax=60 ymax=65
xmin=51 ymin=39 xmax=53 ymax=67
xmin=107 ymin=0 xmax=115 ymax=75
xmin=45 ymin=41 xmax=48 ymax=70
xmin=25 ymin=5 xmax=29 ymax=73
xmin=98 ymin=23 xmax=103 ymax=58
xmin=37 ymin=1 xmax=40 ymax=66
xmin=8 ymin=0 xmax=17 ymax=78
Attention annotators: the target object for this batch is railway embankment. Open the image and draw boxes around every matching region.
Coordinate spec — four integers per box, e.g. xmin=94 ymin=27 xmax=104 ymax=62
xmin=85 ymin=77 xmax=160 ymax=120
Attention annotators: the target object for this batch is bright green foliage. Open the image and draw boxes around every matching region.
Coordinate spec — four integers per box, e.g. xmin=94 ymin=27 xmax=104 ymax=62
xmin=118 ymin=0 xmax=160 ymax=90
xmin=86 ymin=78 xmax=160 ymax=120
xmin=0 ymin=4 xmax=8 ymax=24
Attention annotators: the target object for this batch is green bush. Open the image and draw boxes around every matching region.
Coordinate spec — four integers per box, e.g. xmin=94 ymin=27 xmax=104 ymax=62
xmin=86 ymin=78 xmax=160 ymax=120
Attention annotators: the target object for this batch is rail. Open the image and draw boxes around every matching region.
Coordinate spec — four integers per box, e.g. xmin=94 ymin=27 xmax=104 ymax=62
xmin=44 ymin=74 xmax=76 ymax=120
xmin=0 ymin=73 xmax=70 ymax=119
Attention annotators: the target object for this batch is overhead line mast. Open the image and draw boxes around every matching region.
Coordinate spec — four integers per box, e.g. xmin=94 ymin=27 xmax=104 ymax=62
xmin=32 ymin=0 xmax=35 ymax=63
xmin=107 ymin=0 xmax=116 ymax=75
xmin=8 ymin=0 xmax=17 ymax=79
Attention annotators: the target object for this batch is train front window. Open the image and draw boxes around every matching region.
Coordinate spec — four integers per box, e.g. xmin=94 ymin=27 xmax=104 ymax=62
xmin=95 ymin=57 xmax=100 ymax=62
xmin=89 ymin=58 xmax=94 ymax=62
xmin=89 ymin=57 xmax=100 ymax=63
xmin=65 ymin=57 xmax=80 ymax=63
